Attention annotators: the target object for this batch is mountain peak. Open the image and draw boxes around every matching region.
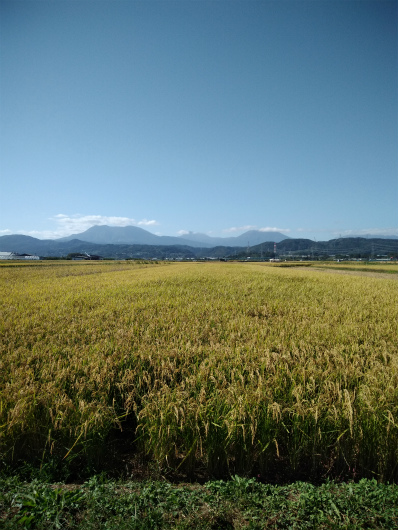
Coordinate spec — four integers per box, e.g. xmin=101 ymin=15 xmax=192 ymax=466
xmin=179 ymin=229 xmax=289 ymax=246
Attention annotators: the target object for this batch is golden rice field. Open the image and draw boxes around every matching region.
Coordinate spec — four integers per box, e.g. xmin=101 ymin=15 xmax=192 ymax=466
xmin=1 ymin=260 xmax=397 ymax=481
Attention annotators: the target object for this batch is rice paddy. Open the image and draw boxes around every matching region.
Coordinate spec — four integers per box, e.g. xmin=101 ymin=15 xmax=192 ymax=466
xmin=1 ymin=260 xmax=397 ymax=481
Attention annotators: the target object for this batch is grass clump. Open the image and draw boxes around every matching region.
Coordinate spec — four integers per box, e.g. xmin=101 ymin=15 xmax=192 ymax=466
xmin=1 ymin=475 xmax=397 ymax=529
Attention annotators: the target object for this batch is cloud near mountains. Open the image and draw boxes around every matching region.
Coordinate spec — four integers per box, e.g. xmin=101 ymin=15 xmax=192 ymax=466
xmin=52 ymin=214 xmax=159 ymax=237
xmin=339 ymin=228 xmax=398 ymax=238
xmin=0 ymin=215 xmax=161 ymax=239
xmin=223 ymin=225 xmax=291 ymax=234
xmin=177 ymin=226 xmax=291 ymax=237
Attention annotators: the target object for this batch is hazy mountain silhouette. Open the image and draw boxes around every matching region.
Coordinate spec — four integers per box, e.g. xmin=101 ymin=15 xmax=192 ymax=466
xmin=58 ymin=225 xmax=288 ymax=247
xmin=179 ymin=230 xmax=289 ymax=246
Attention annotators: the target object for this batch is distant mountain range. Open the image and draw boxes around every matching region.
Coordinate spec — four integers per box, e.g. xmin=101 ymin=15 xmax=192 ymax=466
xmin=243 ymin=237 xmax=398 ymax=258
xmin=58 ymin=225 xmax=289 ymax=247
xmin=0 ymin=226 xmax=397 ymax=259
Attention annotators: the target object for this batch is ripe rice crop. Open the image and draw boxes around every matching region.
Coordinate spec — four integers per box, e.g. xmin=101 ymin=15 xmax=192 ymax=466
xmin=1 ymin=261 xmax=397 ymax=481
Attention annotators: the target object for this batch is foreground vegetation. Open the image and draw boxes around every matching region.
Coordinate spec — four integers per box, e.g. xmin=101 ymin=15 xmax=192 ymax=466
xmin=2 ymin=474 xmax=398 ymax=529
xmin=1 ymin=261 xmax=398 ymax=484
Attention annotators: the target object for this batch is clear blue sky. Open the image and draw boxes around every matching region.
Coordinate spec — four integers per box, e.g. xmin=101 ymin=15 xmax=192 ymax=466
xmin=1 ymin=0 xmax=397 ymax=241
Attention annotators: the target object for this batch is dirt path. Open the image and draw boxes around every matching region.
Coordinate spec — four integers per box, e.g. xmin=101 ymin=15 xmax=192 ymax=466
xmin=305 ymin=267 xmax=398 ymax=280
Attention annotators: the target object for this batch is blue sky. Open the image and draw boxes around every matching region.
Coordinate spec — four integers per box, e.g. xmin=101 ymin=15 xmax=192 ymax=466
xmin=1 ymin=0 xmax=397 ymax=241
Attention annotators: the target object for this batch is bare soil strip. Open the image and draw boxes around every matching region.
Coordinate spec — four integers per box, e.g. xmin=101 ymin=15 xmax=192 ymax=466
xmin=308 ymin=267 xmax=398 ymax=280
